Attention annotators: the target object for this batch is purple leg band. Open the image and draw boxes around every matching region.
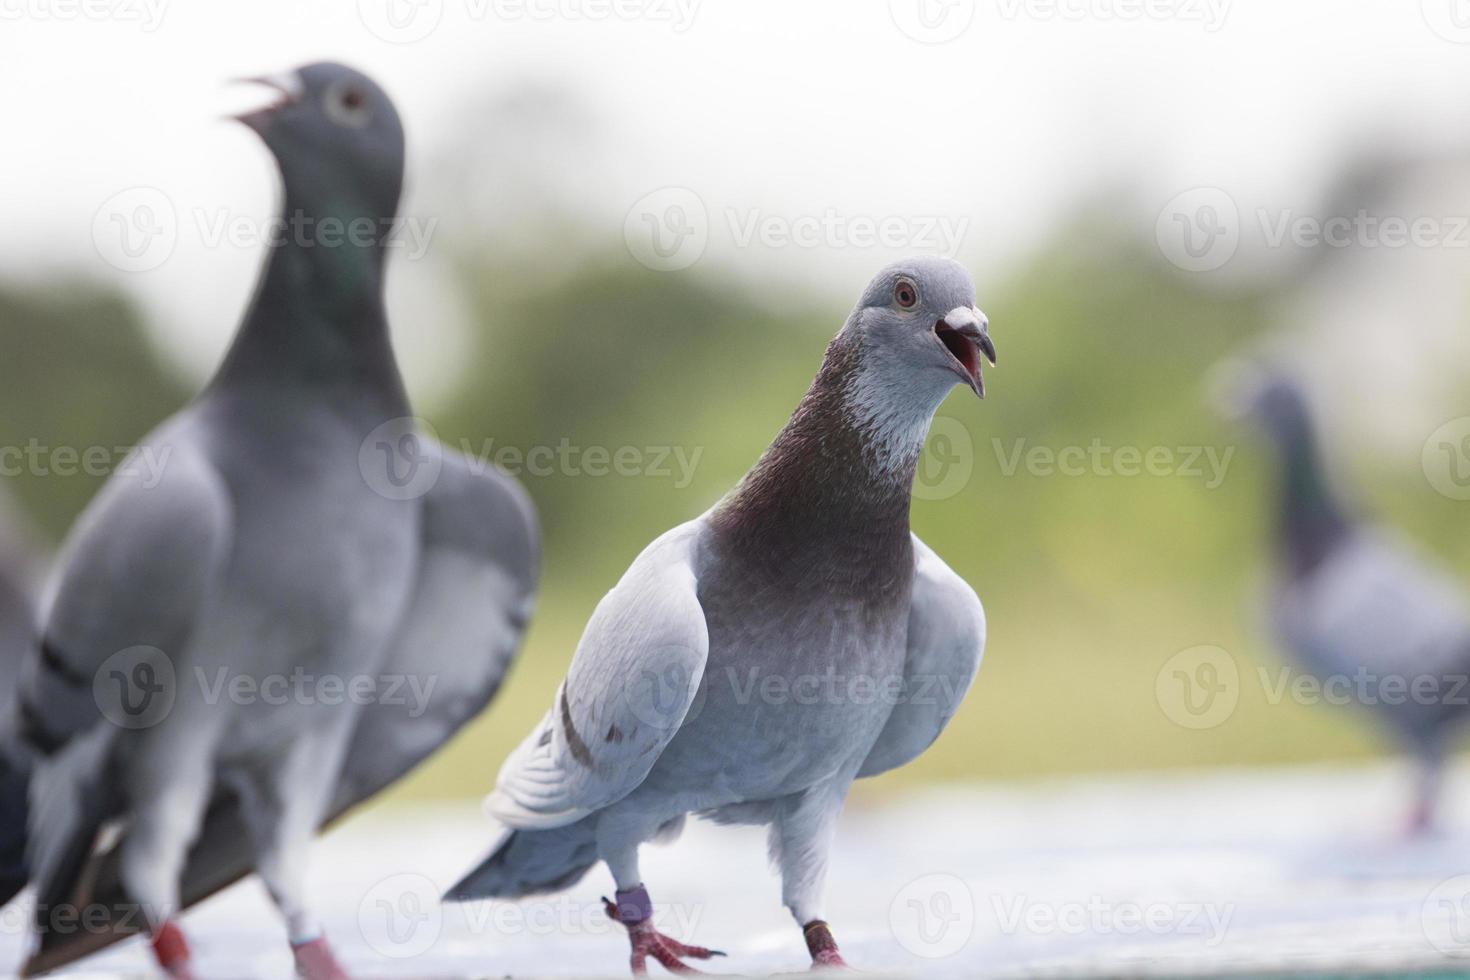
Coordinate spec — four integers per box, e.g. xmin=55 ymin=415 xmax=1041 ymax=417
xmin=614 ymin=884 xmax=654 ymax=924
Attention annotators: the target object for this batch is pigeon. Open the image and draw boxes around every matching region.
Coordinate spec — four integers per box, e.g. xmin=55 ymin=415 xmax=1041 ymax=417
xmin=0 ymin=488 xmax=42 ymax=903
xmin=0 ymin=63 xmax=539 ymax=980
xmin=1219 ymin=363 xmax=1470 ymax=834
xmin=448 ymin=257 xmax=992 ymax=973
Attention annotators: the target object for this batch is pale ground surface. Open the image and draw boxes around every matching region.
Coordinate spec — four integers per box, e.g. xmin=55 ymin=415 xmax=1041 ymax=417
xmin=9 ymin=760 xmax=1470 ymax=979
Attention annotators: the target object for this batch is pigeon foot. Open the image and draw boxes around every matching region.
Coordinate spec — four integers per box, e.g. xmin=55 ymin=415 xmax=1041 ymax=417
xmin=292 ymin=934 xmax=352 ymax=980
xmin=603 ymin=888 xmax=725 ymax=975
xmin=804 ymin=920 xmax=848 ymax=970
xmin=150 ymin=920 xmax=197 ymax=980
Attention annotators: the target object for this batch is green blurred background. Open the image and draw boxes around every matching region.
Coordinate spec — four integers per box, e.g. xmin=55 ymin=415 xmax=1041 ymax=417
xmin=8 ymin=161 xmax=1470 ymax=806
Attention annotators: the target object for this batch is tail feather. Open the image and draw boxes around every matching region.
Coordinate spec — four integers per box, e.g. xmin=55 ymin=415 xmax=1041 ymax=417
xmin=27 ymin=726 xmax=115 ymax=931
xmin=0 ymin=750 xmax=29 ymax=905
xmin=446 ymin=821 xmax=598 ymax=901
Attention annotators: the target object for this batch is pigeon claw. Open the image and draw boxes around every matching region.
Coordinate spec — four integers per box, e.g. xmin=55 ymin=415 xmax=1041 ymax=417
xmin=604 ymin=897 xmax=723 ymax=976
xmin=150 ymin=920 xmax=198 ymax=980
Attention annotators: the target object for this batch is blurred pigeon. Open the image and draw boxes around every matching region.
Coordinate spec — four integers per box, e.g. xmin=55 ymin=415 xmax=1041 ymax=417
xmin=1219 ymin=364 xmax=1470 ymax=834
xmin=0 ymin=63 xmax=539 ymax=980
xmin=449 ymin=257 xmax=992 ymax=972
xmin=0 ymin=487 xmax=42 ymax=904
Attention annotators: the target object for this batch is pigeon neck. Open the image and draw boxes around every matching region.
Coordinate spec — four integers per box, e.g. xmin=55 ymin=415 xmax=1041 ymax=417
xmin=209 ymin=188 xmax=405 ymax=402
xmin=710 ymin=332 xmax=939 ymax=583
xmin=1273 ymin=422 xmax=1351 ymax=578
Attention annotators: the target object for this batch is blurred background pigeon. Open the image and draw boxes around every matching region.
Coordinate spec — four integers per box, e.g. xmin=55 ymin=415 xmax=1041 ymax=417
xmin=0 ymin=486 xmax=43 ymax=906
xmin=449 ymin=257 xmax=990 ymax=974
xmin=1219 ymin=363 xmax=1470 ymax=834
xmin=0 ymin=63 xmax=539 ymax=980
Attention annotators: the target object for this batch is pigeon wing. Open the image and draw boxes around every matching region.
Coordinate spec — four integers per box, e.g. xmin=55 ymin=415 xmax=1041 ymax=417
xmin=487 ymin=520 xmax=710 ymax=829
xmin=16 ymin=430 xmax=232 ymax=755
xmin=859 ymin=534 xmax=985 ymax=779
xmin=330 ymin=442 xmax=540 ymax=809
xmin=1275 ymin=530 xmax=1470 ymax=723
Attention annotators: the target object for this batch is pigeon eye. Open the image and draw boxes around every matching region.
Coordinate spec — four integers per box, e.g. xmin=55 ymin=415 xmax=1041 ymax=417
xmin=324 ymin=82 xmax=371 ymax=129
xmin=894 ymin=280 xmax=919 ymax=309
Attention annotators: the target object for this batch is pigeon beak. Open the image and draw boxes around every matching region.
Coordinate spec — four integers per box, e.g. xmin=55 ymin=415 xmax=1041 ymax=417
xmin=227 ymin=71 xmax=304 ymax=134
xmin=935 ymin=307 xmax=996 ymax=399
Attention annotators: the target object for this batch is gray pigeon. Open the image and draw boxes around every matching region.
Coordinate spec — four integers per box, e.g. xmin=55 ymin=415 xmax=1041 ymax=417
xmin=2 ymin=63 xmax=538 ymax=980
xmin=1221 ymin=364 xmax=1470 ymax=833
xmin=449 ymin=257 xmax=992 ymax=973
xmin=0 ymin=487 xmax=42 ymax=902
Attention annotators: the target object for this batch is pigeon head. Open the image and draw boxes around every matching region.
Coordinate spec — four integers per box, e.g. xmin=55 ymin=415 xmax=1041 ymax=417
xmin=846 ymin=256 xmax=995 ymax=399
xmin=1209 ymin=358 xmax=1311 ymax=444
xmin=233 ymin=62 xmax=404 ymax=222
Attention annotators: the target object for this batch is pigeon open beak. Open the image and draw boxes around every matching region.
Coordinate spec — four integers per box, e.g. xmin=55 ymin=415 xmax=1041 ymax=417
xmin=227 ymin=71 xmax=304 ymax=134
xmin=935 ymin=307 xmax=996 ymax=398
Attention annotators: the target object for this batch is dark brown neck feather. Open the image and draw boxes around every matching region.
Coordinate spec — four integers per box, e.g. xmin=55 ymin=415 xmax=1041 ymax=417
xmin=707 ymin=333 xmax=926 ymax=600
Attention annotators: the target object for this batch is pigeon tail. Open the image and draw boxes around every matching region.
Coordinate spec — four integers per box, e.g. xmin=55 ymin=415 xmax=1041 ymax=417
xmin=445 ymin=821 xmax=599 ymax=901
xmin=0 ymin=750 xmax=29 ymax=905
xmin=26 ymin=725 xmax=116 ymax=932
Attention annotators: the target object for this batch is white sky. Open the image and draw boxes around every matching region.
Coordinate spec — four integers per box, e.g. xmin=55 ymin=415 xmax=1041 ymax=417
xmin=5 ymin=0 xmax=1470 ymax=413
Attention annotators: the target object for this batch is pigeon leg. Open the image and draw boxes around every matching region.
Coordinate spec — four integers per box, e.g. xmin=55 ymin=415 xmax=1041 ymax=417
xmin=230 ymin=720 xmax=356 ymax=980
xmin=150 ymin=920 xmax=198 ymax=980
xmin=773 ymin=785 xmax=848 ymax=969
xmin=803 ymin=920 xmax=848 ymax=970
xmin=602 ymin=885 xmax=725 ymax=975
xmin=1406 ymin=746 xmax=1445 ymax=837
xmin=120 ymin=723 xmax=218 ymax=980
